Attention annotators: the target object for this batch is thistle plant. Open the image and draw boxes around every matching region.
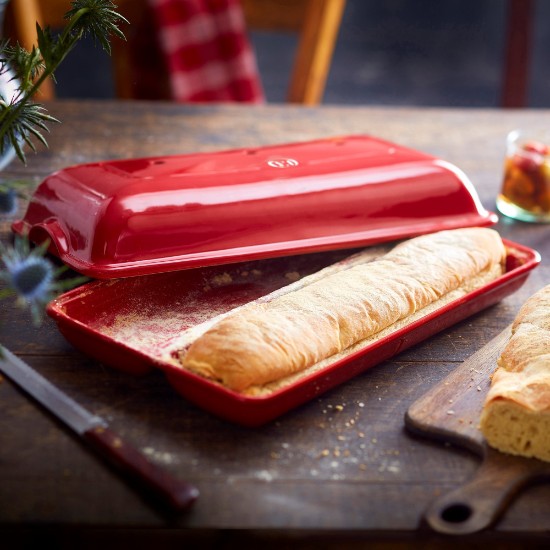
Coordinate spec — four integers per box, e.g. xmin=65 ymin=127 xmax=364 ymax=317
xmin=0 ymin=1 xmax=127 ymax=324
xmin=0 ymin=0 xmax=127 ymax=163
xmin=0 ymin=237 xmax=87 ymax=324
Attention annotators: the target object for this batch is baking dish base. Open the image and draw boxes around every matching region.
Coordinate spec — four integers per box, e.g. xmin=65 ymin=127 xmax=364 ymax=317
xmin=46 ymin=239 xmax=540 ymax=426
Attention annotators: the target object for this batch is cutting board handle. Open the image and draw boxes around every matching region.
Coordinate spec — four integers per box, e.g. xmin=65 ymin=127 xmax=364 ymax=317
xmin=423 ymin=447 xmax=549 ymax=535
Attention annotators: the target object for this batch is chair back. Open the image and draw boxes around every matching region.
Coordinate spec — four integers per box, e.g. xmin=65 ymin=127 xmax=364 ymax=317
xmin=6 ymin=0 xmax=346 ymax=105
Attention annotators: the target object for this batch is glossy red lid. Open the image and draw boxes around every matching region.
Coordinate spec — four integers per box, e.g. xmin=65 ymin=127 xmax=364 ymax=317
xmin=13 ymin=135 xmax=497 ymax=278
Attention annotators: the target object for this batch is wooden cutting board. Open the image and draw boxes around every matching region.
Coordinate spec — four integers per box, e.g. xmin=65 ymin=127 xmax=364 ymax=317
xmin=405 ymin=325 xmax=550 ymax=535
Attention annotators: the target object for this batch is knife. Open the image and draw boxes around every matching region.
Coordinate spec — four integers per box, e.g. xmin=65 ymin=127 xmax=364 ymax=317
xmin=0 ymin=346 xmax=199 ymax=513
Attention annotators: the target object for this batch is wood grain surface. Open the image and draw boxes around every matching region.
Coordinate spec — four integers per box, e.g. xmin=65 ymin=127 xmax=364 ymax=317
xmin=1 ymin=101 xmax=550 ymax=547
xmin=406 ymin=327 xmax=512 ymax=453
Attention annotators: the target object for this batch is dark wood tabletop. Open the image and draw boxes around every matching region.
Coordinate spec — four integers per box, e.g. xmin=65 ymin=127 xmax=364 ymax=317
xmin=1 ymin=100 xmax=549 ymax=548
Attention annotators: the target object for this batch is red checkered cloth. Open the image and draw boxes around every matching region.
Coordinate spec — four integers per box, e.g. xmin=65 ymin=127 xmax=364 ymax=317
xmin=148 ymin=0 xmax=265 ymax=103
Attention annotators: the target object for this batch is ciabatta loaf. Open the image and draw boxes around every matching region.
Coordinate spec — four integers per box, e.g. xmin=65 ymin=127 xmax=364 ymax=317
xmin=480 ymin=284 xmax=550 ymax=462
xmin=179 ymin=228 xmax=506 ymax=393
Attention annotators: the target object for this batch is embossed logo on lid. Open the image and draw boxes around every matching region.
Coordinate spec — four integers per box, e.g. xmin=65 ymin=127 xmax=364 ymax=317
xmin=267 ymin=158 xmax=299 ymax=168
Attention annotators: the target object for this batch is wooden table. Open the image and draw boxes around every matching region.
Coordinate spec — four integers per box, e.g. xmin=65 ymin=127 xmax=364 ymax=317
xmin=1 ymin=101 xmax=549 ymax=548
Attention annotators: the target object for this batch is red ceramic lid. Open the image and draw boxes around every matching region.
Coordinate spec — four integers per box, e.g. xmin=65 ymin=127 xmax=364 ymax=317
xmin=13 ymin=135 xmax=497 ymax=278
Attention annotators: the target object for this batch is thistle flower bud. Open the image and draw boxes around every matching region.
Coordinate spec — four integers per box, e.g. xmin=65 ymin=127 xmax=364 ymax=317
xmin=1 ymin=238 xmax=60 ymax=323
xmin=0 ymin=188 xmax=17 ymax=215
xmin=6 ymin=256 xmax=54 ymax=300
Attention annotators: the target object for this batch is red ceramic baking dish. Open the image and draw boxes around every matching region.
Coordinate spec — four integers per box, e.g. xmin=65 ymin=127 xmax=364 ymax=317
xmin=13 ymin=135 xmax=497 ymax=279
xmin=16 ymin=135 xmax=539 ymax=424
xmin=46 ymin=238 xmax=540 ymax=427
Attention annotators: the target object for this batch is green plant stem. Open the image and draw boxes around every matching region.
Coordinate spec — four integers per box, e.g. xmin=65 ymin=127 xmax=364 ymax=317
xmin=0 ymin=8 xmax=91 ymax=146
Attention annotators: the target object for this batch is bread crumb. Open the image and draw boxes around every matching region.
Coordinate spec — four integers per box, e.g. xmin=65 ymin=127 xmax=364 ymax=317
xmin=211 ymin=272 xmax=232 ymax=286
xmin=255 ymin=470 xmax=274 ymax=482
xmin=284 ymin=271 xmax=301 ymax=282
xmin=142 ymin=447 xmax=176 ymax=465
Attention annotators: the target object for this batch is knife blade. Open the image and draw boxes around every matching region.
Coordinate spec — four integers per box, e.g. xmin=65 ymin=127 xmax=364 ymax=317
xmin=0 ymin=346 xmax=199 ymax=512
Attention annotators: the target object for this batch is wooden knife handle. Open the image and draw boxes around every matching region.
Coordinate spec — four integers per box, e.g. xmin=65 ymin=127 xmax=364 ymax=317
xmin=423 ymin=447 xmax=550 ymax=535
xmin=84 ymin=425 xmax=199 ymax=512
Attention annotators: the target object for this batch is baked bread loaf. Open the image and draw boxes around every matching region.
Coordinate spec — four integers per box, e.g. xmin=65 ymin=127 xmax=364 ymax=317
xmin=179 ymin=228 xmax=506 ymax=393
xmin=480 ymin=284 xmax=550 ymax=462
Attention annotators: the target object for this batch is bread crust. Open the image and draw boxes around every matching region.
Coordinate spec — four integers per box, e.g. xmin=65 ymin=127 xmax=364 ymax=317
xmin=180 ymin=228 xmax=506 ymax=392
xmin=480 ymin=284 xmax=550 ymax=462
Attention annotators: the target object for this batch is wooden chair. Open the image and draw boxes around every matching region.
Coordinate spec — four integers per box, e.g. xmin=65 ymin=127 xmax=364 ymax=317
xmin=241 ymin=0 xmax=346 ymax=104
xmin=5 ymin=0 xmax=347 ymax=105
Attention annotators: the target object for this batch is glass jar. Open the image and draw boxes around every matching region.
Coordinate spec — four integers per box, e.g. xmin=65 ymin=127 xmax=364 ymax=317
xmin=496 ymin=129 xmax=550 ymax=223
